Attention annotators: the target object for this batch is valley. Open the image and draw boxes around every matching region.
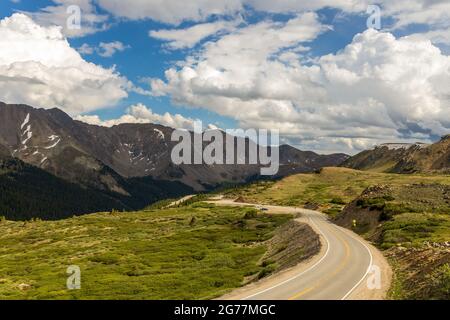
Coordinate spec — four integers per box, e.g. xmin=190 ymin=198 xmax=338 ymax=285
xmin=0 ymin=164 xmax=448 ymax=299
xmin=0 ymin=102 xmax=347 ymax=220
xmin=0 ymin=103 xmax=448 ymax=300
xmin=1 ymin=0 xmax=450 ymax=308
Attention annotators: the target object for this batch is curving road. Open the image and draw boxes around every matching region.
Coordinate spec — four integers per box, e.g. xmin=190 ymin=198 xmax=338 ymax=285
xmin=212 ymin=200 xmax=389 ymax=300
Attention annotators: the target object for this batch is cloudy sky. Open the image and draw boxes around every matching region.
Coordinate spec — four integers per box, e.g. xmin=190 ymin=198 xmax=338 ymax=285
xmin=0 ymin=0 xmax=449 ymax=154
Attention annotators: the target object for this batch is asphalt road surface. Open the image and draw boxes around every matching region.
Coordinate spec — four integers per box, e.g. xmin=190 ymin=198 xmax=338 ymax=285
xmin=212 ymin=200 xmax=379 ymax=300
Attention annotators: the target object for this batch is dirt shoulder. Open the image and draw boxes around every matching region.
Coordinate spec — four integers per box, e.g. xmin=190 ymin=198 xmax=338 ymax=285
xmin=220 ymin=216 xmax=327 ymax=300
xmin=263 ymin=219 xmax=320 ymax=272
xmin=336 ymin=225 xmax=392 ymax=300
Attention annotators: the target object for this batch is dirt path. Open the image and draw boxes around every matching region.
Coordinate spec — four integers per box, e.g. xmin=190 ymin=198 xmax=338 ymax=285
xmin=164 ymin=195 xmax=195 ymax=208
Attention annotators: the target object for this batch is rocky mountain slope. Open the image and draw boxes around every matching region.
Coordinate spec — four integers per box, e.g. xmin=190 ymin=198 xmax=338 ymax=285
xmin=0 ymin=157 xmax=193 ymax=221
xmin=0 ymin=102 xmax=347 ymax=190
xmin=342 ymin=137 xmax=450 ymax=173
xmin=0 ymin=102 xmax=348 ymax=219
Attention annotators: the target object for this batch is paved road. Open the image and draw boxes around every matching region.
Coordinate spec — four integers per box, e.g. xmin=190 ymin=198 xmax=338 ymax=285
xmin=212 ymin=200 xmax=377 ymax=300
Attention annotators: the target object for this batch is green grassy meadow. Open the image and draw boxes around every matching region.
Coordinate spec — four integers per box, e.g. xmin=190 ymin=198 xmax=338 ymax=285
xmin=1 ymin=167 xmax=449 ymax=300
xmin=0 ymin=203 xmax=291 ymax=300
xmin=224 ymin=167 xmax=450 ymax=209
xmin=381 ymin=213 xmax=450 ymax=248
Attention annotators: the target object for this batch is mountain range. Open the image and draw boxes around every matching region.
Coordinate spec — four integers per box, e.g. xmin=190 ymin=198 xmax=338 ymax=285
xmin=342 ymin=137 xmax=450 ymax=173
xmin=0 ymin=102 xmax=348 ymax=220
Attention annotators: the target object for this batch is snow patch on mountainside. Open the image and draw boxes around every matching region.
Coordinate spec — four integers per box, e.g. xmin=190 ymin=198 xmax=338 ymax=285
xmin=20 ymin=113 xmax=30 ymax=130
xmin=48 ymin=135 xmax=59 ymax=141
xmin=45 ymin=137 xmax=61 ymax=149
xmin=154 ymin=129 xmax=165 ymax=140
xmin=20 ymin=115 xmax=33 ymax=146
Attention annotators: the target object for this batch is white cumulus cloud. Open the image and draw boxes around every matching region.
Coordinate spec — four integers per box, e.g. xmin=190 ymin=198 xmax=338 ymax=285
xmin=95 ymin=0 xmax=450 ymax=47
xmin=0 ymin=13 xmax=129 ymax=115
xmin=97 ymin=0 xmax=243 ymax=25
xmin=381 ymin=0 xmax=450 ymax=30
xmin=76 ymin=103 xmax=197 ymax=129
xmin=150 ymin=17 xmax=450 ymax=154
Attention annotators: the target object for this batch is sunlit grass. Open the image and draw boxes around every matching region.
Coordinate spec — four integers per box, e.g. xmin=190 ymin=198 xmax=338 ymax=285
xmin=0 ymin=204 xmax=291 ymax=300
xmin=224 ymin=167 xmax=450 ymax=210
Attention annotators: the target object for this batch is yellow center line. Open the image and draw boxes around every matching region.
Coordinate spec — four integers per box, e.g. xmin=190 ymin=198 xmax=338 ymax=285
xmin=288 ymin=223 xmax=351 ymax=300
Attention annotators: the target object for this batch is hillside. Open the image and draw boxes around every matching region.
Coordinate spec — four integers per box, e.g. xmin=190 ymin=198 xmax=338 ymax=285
xmin=221 ymin=168 xmax=450 ymax=299
xmin=0 ymin=102 xmax=348 ymax=191
xmin=0 ymin=102 xmax=348 ymax=220
xmin=0 ymin=157 xmax=193 ymax=221
xmin=222 ymin=167 xmax=450 ymax=210
xmin=392 ymin=135 xmax=450 ymax=173
xmin=342 ymin=136 xmax=450 ymax=173
xmin=333 ymin=183 xmax=450 ymax=299
xmin=0 ymin=203 xmax=320 ymax=299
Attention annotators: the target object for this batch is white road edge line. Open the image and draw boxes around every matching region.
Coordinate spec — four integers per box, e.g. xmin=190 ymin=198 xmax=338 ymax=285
xmin=338 ymin=225 xmax=374 ymax=300
xmin=242 ymin=216 xmax=331 ymax=300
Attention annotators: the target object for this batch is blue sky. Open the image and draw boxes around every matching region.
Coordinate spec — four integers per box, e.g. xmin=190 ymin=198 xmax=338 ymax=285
xmin=0 ymin=1 xmax=449 ymax=154
xmin=1 ymin=3 xmax=371 ymax=125
xmin=1 ymin=0 xmax=231 ymax=126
